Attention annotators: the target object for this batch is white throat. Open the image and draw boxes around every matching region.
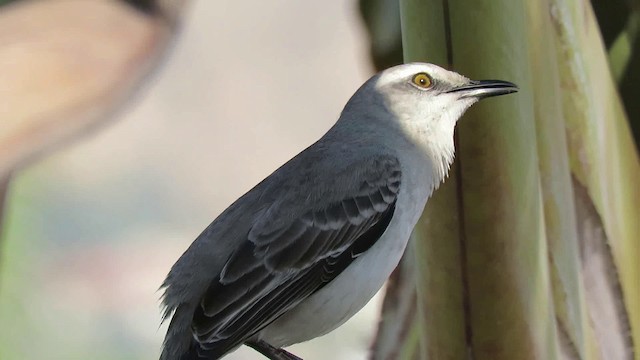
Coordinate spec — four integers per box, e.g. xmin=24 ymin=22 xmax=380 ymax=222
xmin=395 ymin=97 xmax=476 ymax=187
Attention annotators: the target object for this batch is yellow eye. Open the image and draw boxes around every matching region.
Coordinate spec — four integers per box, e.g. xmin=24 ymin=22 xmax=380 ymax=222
xmin=412 ymin=73 xmax=432 ymax=88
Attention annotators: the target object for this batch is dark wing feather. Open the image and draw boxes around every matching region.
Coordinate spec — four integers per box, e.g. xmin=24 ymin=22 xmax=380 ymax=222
xmin=189 ymin=157 xmax=401 ymax=358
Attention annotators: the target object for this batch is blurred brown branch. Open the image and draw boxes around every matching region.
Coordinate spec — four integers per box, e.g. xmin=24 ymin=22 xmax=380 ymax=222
xmin=0 ymin=0 xmax=188 ymax=178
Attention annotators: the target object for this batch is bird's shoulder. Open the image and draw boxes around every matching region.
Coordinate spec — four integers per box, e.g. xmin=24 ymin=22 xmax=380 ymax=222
xmin=248 ymin=142 xmax=400 ymax=230
xmin=260 ymin=140 xmax=400 ymax=208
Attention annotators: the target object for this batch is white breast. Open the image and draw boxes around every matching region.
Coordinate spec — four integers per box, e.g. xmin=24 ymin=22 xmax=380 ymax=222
xmin=256 ymin=150 xmax=435 ymax=347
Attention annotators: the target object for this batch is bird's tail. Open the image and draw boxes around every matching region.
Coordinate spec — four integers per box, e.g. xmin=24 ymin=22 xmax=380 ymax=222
xmin=161 ymin=304 xmax=202 ymax=360
xmin=161 ymin=304 xmax=239 ymax=360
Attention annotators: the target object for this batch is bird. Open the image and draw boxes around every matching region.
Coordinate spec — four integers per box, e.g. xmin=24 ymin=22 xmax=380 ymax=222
xmin=159 ymin=62 xmax=517 ymax=360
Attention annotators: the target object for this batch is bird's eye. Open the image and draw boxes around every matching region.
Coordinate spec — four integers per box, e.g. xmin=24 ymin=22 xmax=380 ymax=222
xmin=412 ymin=73 xmax=432 ymax=89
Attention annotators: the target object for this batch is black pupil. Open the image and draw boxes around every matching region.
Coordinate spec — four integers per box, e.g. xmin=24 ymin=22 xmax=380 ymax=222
xmin=419 ymin=78 xmax=426 ymax=84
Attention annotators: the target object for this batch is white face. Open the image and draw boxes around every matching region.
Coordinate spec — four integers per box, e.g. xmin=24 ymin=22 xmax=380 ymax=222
xmin=374 ymin=63 xmax=478 ymax=136
xmin=365 ymin=63 xmax=477 ymax=167
xmin=371 ymin=63 xmax=517 ymax=128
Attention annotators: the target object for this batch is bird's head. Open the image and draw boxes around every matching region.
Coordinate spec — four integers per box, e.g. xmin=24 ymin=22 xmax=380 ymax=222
xmin=343 ymin=62 xmax=517 ymax=178
xmin=372 ymin=62 xmax=517 ymax=135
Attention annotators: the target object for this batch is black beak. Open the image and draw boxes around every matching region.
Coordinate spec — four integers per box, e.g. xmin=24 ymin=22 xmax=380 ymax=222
xmin=447 ymin=80 xmax=518 ymax=99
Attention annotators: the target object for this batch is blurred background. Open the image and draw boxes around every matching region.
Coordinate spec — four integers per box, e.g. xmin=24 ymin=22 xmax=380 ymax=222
xmin=0 ymin=1 xmax=381 ymax=359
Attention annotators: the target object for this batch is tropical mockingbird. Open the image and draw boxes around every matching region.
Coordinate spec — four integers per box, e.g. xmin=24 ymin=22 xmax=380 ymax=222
xmin=160 ymin=62 xmax=517 ymax=360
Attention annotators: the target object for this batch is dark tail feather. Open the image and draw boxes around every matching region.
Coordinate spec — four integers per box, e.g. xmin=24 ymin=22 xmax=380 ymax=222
xmin=161 ymin=304 xmax=200 ymax=360
xmin=161 ymin=304 xmax=241 ymax=360
xmin=177 ymin=342 xmax=230 ymax=360
xmin=178 ymin=342 xmax=204 ymax=360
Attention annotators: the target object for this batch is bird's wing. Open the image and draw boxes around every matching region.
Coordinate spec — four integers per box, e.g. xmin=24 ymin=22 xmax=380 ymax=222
xmin=190 ymin=155 xmax=401 ymax=357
